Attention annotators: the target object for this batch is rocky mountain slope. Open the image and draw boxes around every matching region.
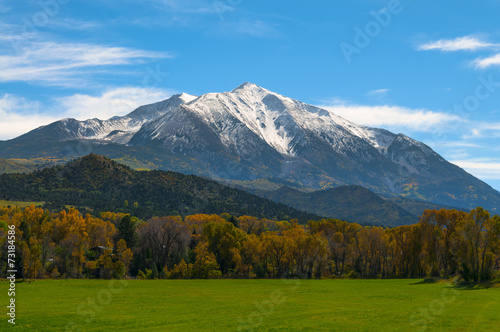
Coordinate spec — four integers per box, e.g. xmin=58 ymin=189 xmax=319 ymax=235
xmin=0 ymin=83 xmax=498 ymax=213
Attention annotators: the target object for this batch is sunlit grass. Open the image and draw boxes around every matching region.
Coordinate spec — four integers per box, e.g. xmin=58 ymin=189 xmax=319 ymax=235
xmin=1 ymin=279 xmax=498 ymax=331
xmin=0 ymin=200 xmax=44 ymax=208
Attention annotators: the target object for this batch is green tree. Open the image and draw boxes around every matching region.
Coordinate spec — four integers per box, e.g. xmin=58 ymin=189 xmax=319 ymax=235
xmin=118 ymin=215 xmax=138 ymax=248
xmin=203 ymin=221 xmax=247 ymax=274
xmin=151 ymin=263 xmax=159 ymax=279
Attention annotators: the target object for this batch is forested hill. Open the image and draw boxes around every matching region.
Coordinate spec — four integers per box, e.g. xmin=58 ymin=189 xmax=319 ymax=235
xmin=0 ymin=158 xmax=36 ymax=174
xmin=255 ymin=185 xmax=418 ymax=227
xmin=0 ymin=154 xmax=321 ymax=222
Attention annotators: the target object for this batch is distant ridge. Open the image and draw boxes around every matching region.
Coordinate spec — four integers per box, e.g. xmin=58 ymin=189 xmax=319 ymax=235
xmin=0 ymin=154 xmax=321 ymax=222
xmin=0 ymin=158 xmax=36 ymax=174
xmin=255 ymin=185 xmax=418 ymax=227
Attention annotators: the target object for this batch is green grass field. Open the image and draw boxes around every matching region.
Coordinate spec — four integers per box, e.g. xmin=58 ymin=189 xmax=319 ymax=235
xmin=1 ymin=279 xmax=499 ymax=331
xmin=0 ymin=200 xmax=44 ymax=208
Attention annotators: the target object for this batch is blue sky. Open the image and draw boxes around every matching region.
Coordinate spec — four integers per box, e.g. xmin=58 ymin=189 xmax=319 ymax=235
xmin=0 ymin=0 xmax=499 ymax=190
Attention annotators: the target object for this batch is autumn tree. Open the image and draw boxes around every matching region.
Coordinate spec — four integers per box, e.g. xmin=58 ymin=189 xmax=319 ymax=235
xmin=457 ymin=207 xmax=499 ymax=282
xmin=138 ymin=216 xmax=191 ymax=270
xmin=202 ymin=221 xmax=247 ymax=274
xmin=115 ymin=239 xmax=133 ymax=276
xmin=263 ymin=233 xmax=291 ymax=278
xmin=191 ymin=241 xmax=221 ymax=279
xmin=239 ymin=234 xmax=266 ymax=278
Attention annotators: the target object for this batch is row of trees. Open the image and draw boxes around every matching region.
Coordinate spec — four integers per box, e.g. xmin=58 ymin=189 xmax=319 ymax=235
xmin=1 ymin=206 xmax=499 ymax=283
xmin=0 ymin=207 xmax=132 ymax=279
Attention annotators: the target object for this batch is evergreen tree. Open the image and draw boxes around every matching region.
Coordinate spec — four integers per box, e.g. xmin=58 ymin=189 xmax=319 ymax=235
xmin=118 ymin=215 xmax=138 ymax=248
xmin=229 ymin=215 xmax=239 ymax=228
xmin=151 ymin=263 xmax=159 ymax=279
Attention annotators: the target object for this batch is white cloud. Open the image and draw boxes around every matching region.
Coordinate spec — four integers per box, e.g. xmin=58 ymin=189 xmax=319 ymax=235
xmin=0 ymin=40 xmax=171 ymax=87
xmin=0 ymin=87 xmax=175 ymax=140
xmin=367 ymin=89 xmax=389 ymax=97
xmin=462 ymin=122 xmax=500 ymax=139
xmin=0 ymin=95 xmax=59 ymax=140
xmin=57 ymin=87 xmax=175 ymax=120
xmin=319 ymin=102 xmax=463 ymax=132
xmin=46 ymin=18 xmax=102 ymax=30
xmin=418 ymin=36 xmax=497 ymax=52
xmin=473 ymin=53 xmax=500 ymax=69
xmin=451 ymin=159 xmax=500 ymax=180
xmin=429 ymin=141 xmax=483 ymax=148
xmin=445 ymin=149 xmax=470 ymax=160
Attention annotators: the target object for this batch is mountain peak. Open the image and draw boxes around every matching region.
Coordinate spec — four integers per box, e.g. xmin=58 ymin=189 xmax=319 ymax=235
xmin=78 ymin=153 xmax=111 ymax=162
xmin=69 ymin=154 xmax=127 ymax=171
xmin=231 ymin=82 xmax=266 ymax=93
xmin=178 ymin=92 xmax=198 ymax=103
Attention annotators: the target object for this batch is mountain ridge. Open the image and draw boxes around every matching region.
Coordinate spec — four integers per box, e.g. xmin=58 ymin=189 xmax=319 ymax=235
xmin=0 ymin=154 xmax=321 ymax=222
xmin=0 ymin=83 xmax=498 ymax=213
xmin=254 ymin=185 xmax=417 ymax=227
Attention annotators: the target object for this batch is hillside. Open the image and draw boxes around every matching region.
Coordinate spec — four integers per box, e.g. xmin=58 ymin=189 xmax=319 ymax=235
xmin=255 ymin=185 xmax=418 ymax=227
xmin=1 ymin=83 xmax=499 ymax=213
xmin=0 ymin=154 xmax=320 ymax=222
xmin=382 ymin=196 xmax=466 ymax=217
xmin=0 ymin=158 xmax=37 ymax=174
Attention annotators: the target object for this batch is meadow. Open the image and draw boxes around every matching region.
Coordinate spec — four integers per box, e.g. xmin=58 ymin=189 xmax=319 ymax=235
xmin=0 ymin=200 xmax=43 ymax=208
xmin=1 ymin=279 xmax=499 ymax=331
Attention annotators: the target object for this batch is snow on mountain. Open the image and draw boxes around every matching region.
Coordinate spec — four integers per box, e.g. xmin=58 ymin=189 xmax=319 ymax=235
xmin=178 ymin=92 xmax=198 ymax=103
xmin=37 ymin=82 xmax=449 ymax=176
xmin=8 ymin=82 xmax=500 ymax=212
xmin=42 ymin=83 xmax=403 ymax=160
xmin=46 ymin=93 xmax=198 ymax=144
xmin=172 ymin=82 xmax=399 ymax=158
xmin=26 ymin=83 xmax=449 ymax=176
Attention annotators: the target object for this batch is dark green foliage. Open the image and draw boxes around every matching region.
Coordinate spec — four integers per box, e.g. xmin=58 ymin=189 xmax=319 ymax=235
xmin=0 ymin=154 xmax=320 ymax=222
xmin=228 ymin=215 xmax=239 ymax=228
xmin=383 ymin=196 xmax=466 ymax=217
xmin=19 ymin=220 xmax=30 ymax=241
xmin=151 ymin=263 xmax=159 ymax=279
xmin=253 ymin=263 xmax=267 ymax=278
xmin=0 ymin=220 xmax=8 ymax=231
xmin=118 ymin=215 xmax=139 ymax=248
xmin=256 ymin=185 xmax=418 ymax=227
xmin=159 ymin=267 xmax=167 ymax=279
xmin=203 ymin=221 xmax=247 ymax=274
xmin=2 ymin=128 xmax=499 ymax=215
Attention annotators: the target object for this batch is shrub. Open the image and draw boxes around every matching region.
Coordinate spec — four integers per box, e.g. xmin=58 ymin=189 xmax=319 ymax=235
xmin=137 ymin=269 xmax=149 ymax=279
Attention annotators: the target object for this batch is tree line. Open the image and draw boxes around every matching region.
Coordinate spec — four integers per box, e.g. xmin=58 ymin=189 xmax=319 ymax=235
xmin=0 ymin=154 xmax=319 ymax=222
xmin=1 ymin=206 xmax=499 ymax=283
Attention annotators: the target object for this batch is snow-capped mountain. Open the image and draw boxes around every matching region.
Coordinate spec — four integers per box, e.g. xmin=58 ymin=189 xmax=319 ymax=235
xmin=1 ymin=83 xmax=499 ymax=212
xmin=30 ymin=92 xmax=197 ymax=144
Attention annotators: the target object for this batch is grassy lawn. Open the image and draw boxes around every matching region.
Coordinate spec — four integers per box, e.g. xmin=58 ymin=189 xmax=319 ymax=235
xmin=1 ymin=279 xmax=499 ymax=331
xmin=0 ymin=200 xmax=44 ymax=208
